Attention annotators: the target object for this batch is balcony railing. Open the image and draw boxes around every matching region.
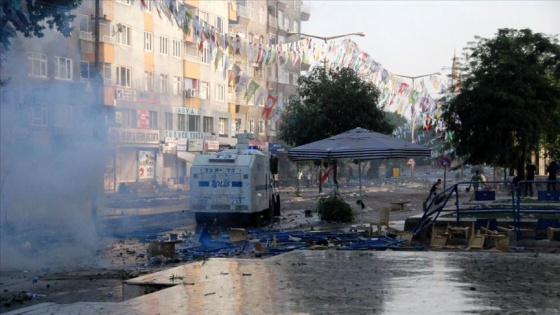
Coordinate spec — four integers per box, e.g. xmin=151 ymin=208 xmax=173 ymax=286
xmin=79 ymin=31 xmax=93 ymax=41
xmin=268 ymin=16 xmax=277 ymax=28
xmin=301 ymin=5 xmax=310 ymax=21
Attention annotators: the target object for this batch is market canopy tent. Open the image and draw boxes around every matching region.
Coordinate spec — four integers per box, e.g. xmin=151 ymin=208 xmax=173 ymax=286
xmin=287 ymin=127 xmax=432 ymax=161
xmin=287 ymin=127 xmax=433 ymax=208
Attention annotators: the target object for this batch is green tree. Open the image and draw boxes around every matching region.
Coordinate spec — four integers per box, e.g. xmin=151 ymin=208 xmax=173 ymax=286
xmin=442 ymin=28 xmax=560 ymax=178
xmin=1 ymin=0 xmax=81 ymax=85
xmin=279 ymin=67 xmax=393 ymax=147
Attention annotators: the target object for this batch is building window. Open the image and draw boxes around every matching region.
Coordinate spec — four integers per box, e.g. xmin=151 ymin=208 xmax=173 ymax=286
xmin=172 ymin=39 xmax=182 ymax=58
xmin=165 ymin=112 xmax=173 ymax=130
xmin=80 ymin=61 xmax=90 ymax=81
xmin=269 ymin=33 xmax=276 ymax=45
xmin=55 ymin=104 xmax=72 ymax=128
xmin=219 ymin=118 xmax=227 ymax=135
xmin=184 ymin=77 xmax=198 ymax=98
xmin=30 ymin=103 xmax=48 ymax=126
xmin=258 ymin=119 xmax=265 ymax=134
xmin=28 ymin=52 xmax=47 ymax=77
xmin=278 ymin=11 xmax=283 ymax=28
xmin=235 ymin=119 xmax=242 ymax=131
xmin=249 ymin=118 xmax=255 ymax=133
xmin=144 ymin=71 xmax=153 ymax=91
xmin=199 ymin=81 xmax=209 ymax=100
xmin=172 ymin=76 xmax=181 ymax=95
xmin=215 ymin=84 xmax=225 ymax=101
xmin=120 ymin=109 xmax=137 ymax=128
xmin=200 ymin=11 xmax=209 ymax=28
xmin=78 ymin=14 xmax=92 ymax=33
xmin=101 ymin=63 xmax=111 ymax=81
xmin=200 ymin=46 xmax=211 ymax=64
xmin=259 ymin=7 xmax=265 ymax=24
xmin=188 ymin=115 xmax=199 ymax=132
xmin=160 ymin=36 xmax=168 ymax=55
xmin=116 ymin=66 xmax=131 ymax=87
xmin=184 ymin=42 xmax=197 ymax=59
xmin=148 ymin=110 xmax=158 ymax=129
xmin=144 ymin=32 xmax=153 ymax=51
xmin=54 ymin=57 xmax=73 ymax=80
xmin=143 ymin=0 xmax=152 ymax=11
xmin=115 ymin=24 xmax=131 ymax=46
xmin=215 ymin=16 xmax=224 ymax=32
xmin=178 ymin=114 xmax=186 ymax=131
xmin=284 ymin=17 xmax=289 ymax=30
xmin=160 ymin=74 xmax=168 ymax=94
xmin=248 ymin=2 xmax=254 ymax=19
xmin=203 ymin=116 xmax=213 ymax=133
xmin=292 ymin=20 xmax=299 ymax=33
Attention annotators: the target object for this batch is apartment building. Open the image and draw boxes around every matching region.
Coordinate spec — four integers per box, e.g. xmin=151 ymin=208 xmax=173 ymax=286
xmin=0 ymin=0 xmax=309 ymax=200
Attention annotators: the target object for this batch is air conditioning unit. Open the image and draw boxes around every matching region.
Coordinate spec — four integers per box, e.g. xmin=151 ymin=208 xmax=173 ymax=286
xmin=184 ymin=89 xmax=196 ymax=98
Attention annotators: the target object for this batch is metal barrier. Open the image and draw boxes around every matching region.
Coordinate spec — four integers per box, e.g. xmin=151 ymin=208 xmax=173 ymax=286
xmin=412 ymin=180 xmax=560 ymax=239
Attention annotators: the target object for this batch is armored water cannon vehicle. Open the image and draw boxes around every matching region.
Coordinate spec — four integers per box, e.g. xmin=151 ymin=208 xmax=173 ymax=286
xmin=190 ymin=133 xmax=280 ymax=227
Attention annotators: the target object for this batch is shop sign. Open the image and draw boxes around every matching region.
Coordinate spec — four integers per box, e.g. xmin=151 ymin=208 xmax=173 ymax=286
xmin=164 ymin=130 xmax=204 ymax=139
xmin=204 ymin=140 xmax=220 ymax=152
xmin=177 ymin=138 xmax=187 ymax=151
xmin=138 ymin=151 xmax=155 ymax=179
xmin=109 ymin=128 xmax=159 ymax=144
xmin=188 ymin=139 xmax=203 ymax=152
xmin=268 ymin=143 xmax=285 ymax=154
xmin=174 ymin=107 xmax=198 ymax=115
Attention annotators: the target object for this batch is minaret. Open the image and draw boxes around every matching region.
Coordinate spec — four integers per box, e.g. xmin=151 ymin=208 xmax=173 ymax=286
xmin=451 ymin=50 xmax=460 ymax=93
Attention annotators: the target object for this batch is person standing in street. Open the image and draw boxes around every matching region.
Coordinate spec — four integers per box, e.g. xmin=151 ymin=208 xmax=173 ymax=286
xmin=546 ymin=160 xmax=559 ymax=191
xmin=423 ymin=179 xmax=442 ymax=211
xmin=468 ymin=170 xmax=483 ymax=192
xmin=525 ymin=159 xmax=537 ymax=197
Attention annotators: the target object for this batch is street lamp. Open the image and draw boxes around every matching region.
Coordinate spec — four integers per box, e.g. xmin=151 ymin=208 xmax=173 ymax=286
xmin=287 ymin=31 xmax=365 ymax=68
xmin=287 ymin=31 xmax=366 ymax=43
xmin=394 ymin=72 xmax=441 ymax=143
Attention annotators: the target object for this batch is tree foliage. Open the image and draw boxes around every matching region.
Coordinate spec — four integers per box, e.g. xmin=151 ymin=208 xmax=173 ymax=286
xmin=442 ymin=28 xmax=560 ymax=176
xmin=279 ymin=67 xmax=393 ymax=147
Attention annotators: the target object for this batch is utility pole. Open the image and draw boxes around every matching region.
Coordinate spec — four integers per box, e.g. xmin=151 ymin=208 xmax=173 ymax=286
xmin=91 ymin=0 xmax=105 ymax=222
xmin=394 ymin=72 xmax=441 ymax=143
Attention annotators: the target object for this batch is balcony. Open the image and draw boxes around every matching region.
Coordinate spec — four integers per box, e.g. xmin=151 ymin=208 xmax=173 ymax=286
xmin=79 ymin=31 xmax=93 ymax=41
xmin=277 ymin=0 xmax=287 ymax=10
xmin=301 ymin=5 xmax=310 ymax=21
xmin=115 ymin=86 xmax=136 ymax=101
xmin=235 ymin=4 xmax=252 ymax=25
xmin=268 ymin=16 xmax=277 ymax=29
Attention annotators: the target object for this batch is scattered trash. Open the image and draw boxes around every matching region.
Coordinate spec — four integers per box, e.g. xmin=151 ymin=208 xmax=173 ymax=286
xmin=174 ymin=227 xmax=425 ymax=262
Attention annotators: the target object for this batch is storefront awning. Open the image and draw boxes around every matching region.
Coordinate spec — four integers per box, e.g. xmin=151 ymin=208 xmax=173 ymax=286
xmin=177 ymin=151 xmax=196 ymax=163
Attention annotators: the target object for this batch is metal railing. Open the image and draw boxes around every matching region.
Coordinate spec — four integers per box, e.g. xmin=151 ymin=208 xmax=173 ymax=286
xmin=413 ymin=180 xmax=560 ymax=238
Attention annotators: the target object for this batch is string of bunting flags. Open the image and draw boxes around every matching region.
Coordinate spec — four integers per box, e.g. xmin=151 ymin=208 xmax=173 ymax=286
xmin=145 ymin=0 xmax=453 ymax=140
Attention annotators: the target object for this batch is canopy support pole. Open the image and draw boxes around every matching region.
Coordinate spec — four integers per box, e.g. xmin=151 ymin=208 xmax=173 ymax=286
xmin=359 ymin=160 xmax=363 ymax=223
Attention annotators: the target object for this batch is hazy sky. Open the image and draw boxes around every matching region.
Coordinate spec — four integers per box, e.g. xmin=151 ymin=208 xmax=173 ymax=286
xmin=302 ymin=1 xmax=560 ymax=76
